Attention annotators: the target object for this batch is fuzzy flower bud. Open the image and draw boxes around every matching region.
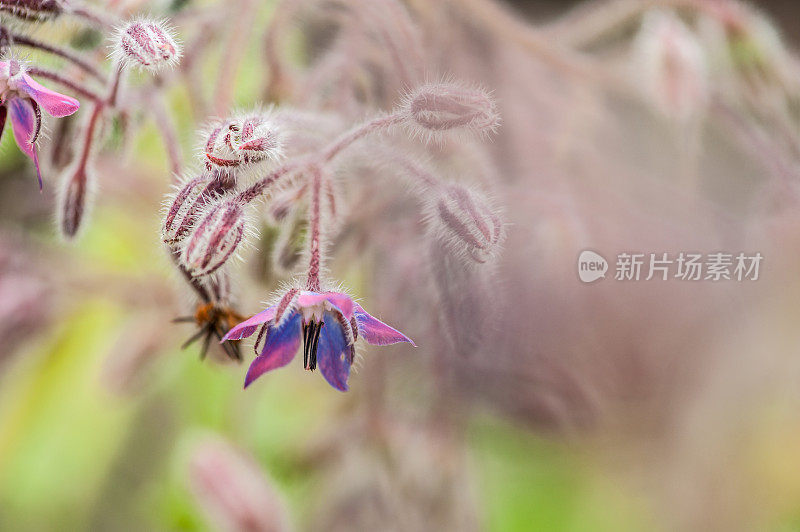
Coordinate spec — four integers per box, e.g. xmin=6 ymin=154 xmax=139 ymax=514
xmin=432 ymin=185 xmax=504 ymax=264
xmin=401 ymin=82 xmax=499 ymax=141
xmin=113 ymin=19 xmax=181 ymax=72
xmin=181 ymin=200 xmax=246 ymax=277
xmin=635 ymin=10 xmax=709 ymax=122
xmin=204 ymin=111 xmax=284 ymax=172
xmin=57 ymin=163 xmax=95 ymax=240
xmin=0 ymin=0 xmax=61 ymax=20
xmin=162 ymin=172 xmax=237 ymax=246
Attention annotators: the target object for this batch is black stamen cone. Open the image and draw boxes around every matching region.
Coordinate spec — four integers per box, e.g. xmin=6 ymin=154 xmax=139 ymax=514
xmin=302 ymin=320 xmax=324 ymax=371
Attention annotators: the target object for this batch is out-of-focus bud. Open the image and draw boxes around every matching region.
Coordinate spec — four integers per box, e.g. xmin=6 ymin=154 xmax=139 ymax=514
xmin=400 ymin=82 xmax=500 ymax=140
xmin=432 ymin=185 xmax=504 ymax=265
xmin=204 ymin=111 xmax=284 ymax=173
xmin=113 ymin=19 xmax=181 ymax=72
xmin=57 ymin=163 xmax=94 ymax=240
xmin=181 ymin=200 xmax=246 ymax=277
xmin=635 ymin=10 xmax=709 ymax=123
xmin=0 ymin=0 xmax=62 ymax=20
xmin=188 ymin=437 xmax=291 ymax=532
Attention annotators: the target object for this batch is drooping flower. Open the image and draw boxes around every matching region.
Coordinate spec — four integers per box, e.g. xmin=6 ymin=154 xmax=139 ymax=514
xmin=0 ymin=59 xmax=80 ymax=189
xmin=222 ymin=289 xmax=414 ymax=391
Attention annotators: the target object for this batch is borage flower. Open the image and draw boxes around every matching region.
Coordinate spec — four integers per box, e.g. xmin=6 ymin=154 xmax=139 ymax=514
xmin=223 ymin=289 xmax=414 ymax=391
xmin=0 ymin=59 xmax=80 ymax=189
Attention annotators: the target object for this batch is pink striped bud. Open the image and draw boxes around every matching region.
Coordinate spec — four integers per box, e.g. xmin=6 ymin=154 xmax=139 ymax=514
xmin=433 ymin=185 xmax=505 ymax=264
xmin=57 ymin=162 xmax=95 ymax=240
xmin=181 ymin=200 xmax=246 ymax=277
xmin=204 ymin=111 xmax=284 ymax=172
xmin=401 ymin=82 xmax=499 ymax=141
xmin=0 ymin=0 xmax=61 ymax=20
xmin=162 ymin=172 xmax=237 ymax=246
xmin=113 ymin=19 xmax=181 ymax=72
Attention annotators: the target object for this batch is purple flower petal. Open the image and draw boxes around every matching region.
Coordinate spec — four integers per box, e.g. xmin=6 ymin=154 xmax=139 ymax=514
xmin=18 ymin=73 xmax=80 ymax=117
xmin=297 ymin=291 xmax=354 ymax=320
xmin=354 ymin=304 xmax=415 ymax=346
xmin=244 ymin=311 xmax=302 ymax=388
xmin=8 ymin=99 xmax=43 ymax=189
xmin=222 ymin=306 xmax=277 ymax=341
xmin=317 ymin=311 xmax=350 ymax=392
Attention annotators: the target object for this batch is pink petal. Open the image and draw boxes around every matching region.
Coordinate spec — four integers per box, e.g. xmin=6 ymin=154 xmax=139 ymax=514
xmin=297 ymin=291 xmax=354 ymax=320
xmin=18 ymin=73 xmax=80 ymax=117
xmin=8 ymin=99 xmax=43 ymax=189
xmin=354 ymin=304 xmax=415 ymax=347
xmin=221 ymin=306 xmax=277 ymax=341
xmin=243 ymin=312 xmax=302 ymax=388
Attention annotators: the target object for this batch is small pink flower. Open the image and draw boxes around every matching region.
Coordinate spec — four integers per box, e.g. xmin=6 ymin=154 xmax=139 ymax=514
xmin=0 ymin=59 xmax=80 ymax=189
xmin=223 ymin=289 xmax=414 ymax=391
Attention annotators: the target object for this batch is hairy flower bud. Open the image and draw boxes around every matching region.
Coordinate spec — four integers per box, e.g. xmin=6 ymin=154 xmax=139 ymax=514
xmin=635 ymin=10 xmax=709 ymax=122
xmin=181 ymin=200 xmax=247 ymax=277
xmin=432 ymin=185 xmax=504 ymax=264
xmin=0 ymin=0 xmax=61 ymax=20
xmin=57 ymin=162 xmax=95 ymax=240
xmin=113 ymin=19 xmax=181 ymax=72
xmin=162 ymin=171 xmax=237 ymax=246
xmin=204 ymin=111 xmax=284 ymax=173
xmin=401 ymin=82 xmax=499 ymax=141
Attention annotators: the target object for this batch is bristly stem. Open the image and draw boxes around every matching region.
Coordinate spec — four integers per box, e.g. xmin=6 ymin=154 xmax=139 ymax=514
xmin=306 ymin=166 xmax=323 ymax=292
xmin=237 ymin=112 xmax=405 ymax=206
xmin=4 ymin=30 xmax=106 ymax=82
xmin=70 ymin=63 xmax=125 ymax=194
xmin=321 ymin=113 xmax=404 ymax=163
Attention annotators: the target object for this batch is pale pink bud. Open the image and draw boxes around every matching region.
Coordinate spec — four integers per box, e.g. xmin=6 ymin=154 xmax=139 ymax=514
xmin=635 ymin=11 xmax=709 ymax=122
xmin=181 ymin=200 xmax=247 ymax=277
xmin=113 ymin=19 xmax=181 ymax=72
xmin=189 ymin=437 xmax=291 ymax=532
xmin=401 ymin=82 xmax=499 ymax=141
xmin=57 ymin=162 xmax=95 ymax=240
xmin=433 ymin=185 xmax=505 ymax=264
xmin=204 ymin=111 xmax=284 ymax=173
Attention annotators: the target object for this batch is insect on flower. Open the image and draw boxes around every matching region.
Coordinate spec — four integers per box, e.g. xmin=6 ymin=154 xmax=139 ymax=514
xmin=0 ymin=59 xmax=80 ymax=189
xmin=222 ymin=289 xmax=414 ymax=391
xmin=174 ymin=301 xmax=246 ymax=361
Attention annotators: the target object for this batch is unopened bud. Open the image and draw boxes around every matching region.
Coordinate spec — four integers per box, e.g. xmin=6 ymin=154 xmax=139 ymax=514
xmin=162 ymin=171 xmax=237 ymax=246
xmin=181 ymin=200 xmax=246 ymax=277
xmin=635 ymin=11 xmax=709 ymax=122
xmin=188 ymin=437 xmax=291 ymax=532
xmin=57 ymin=162 xmax=95 ymax=240
xmin=0 ymin=0 xmax=61 ymax=20
xmin=401 ymin=82 xmax=499 ymax=140
xmin=433 ymin=185 xmax=504 ymax=264
xmin=204 ymin=111 xmax=284 ymax=172
xmin=114 ymin=19 xmax=181 ymax=72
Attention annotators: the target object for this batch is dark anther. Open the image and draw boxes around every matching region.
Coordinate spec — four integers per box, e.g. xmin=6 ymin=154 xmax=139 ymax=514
xmin=302 ymin=320 xmax=324 ymax=371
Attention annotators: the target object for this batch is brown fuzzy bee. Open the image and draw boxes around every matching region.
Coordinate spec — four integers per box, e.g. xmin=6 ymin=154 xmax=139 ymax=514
xmin=174 ymin=302 xmax=246 ymax=361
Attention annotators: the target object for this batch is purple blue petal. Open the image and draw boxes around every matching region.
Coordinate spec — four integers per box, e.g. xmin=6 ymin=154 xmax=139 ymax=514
xmin=317 ymin=311 xmax=350 ymax=392
xmin=243 ymin=311 xmax=302 ymax=388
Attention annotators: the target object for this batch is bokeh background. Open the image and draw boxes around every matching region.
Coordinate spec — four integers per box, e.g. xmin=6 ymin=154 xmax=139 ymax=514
xmin=3 ymin=0 xmax=800 ymax=530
